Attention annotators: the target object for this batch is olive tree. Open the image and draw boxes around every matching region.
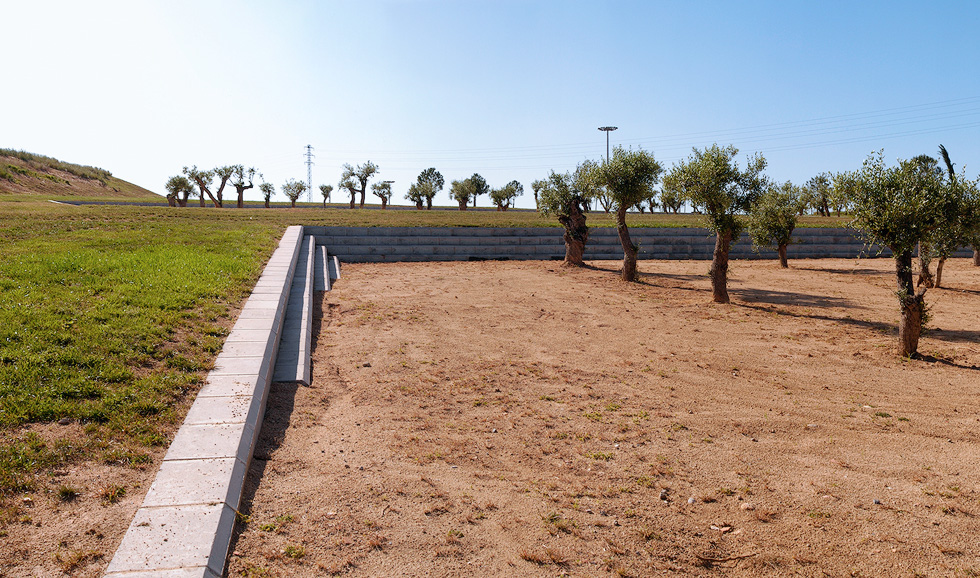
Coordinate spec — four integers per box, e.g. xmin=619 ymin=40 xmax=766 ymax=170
xmin=490 ymin=180 xmax=523 ymax=211
xmin=804 ymin=173 xmax=832 ymax=216
xmin=538 ymin=169 xmax=590 ymax=266
xmin=259 ymin=182 xmax=275 ymax=208
xmin=164 ymin=175 xmax=195 ymax=207
xmin=405 ymin=182 xmax=431 ymax=209
xmin=339 ymin=161 xmax=379 ymax=208
xmin=662 ymin=144 xmax=768 ymax=302
xmin=659 ymin=186 xmax=684 ymax=213
xmin=747 ymin=181 xmax=805 ymax=268
xmin=319 ymin=184 xmax=334 ymax=207
xmin=183 ymin=165 xmax=234 ymax=208
xmin=850 ymin=150 xmax=949 ymax=357
xmin=371 ymin=180 xmax=393 ymax=209
xmin=230 ymin=165 xmax=257 ymax=208
xmin=930 ymin=145 xmax=980 ymax=284
xmin=531 ymin=178 xmax=546 ymax=209
xmin=416 ymin=167 xmax=443 ymax=210
xmin=450 ymin=174 xmax=487 ymax=210
xmin=281 ymin=178 xmax=307 ymax=208
xmin=592 ymin=147 xmax=664 ymax=281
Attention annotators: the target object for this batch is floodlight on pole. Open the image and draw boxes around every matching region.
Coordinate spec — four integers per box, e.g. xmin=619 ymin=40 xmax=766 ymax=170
xmin=598 ymin=126 xmax=618 ymax=163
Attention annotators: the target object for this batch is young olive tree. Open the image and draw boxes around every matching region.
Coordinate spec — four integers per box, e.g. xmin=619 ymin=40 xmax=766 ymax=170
xmin=531 ymin=178 xmax=546 ymax=209
xmin=930 ymin=145 xmax=980 ymax=284
xmin=450 ymin=174 xmax=487 ymax=210
xmin=319 ymin=184 xmax=334 ymax=207
xmin=804 ymin=173 xmax=832 ymax=216
xmin=469 ymin=173 xmax=489 ymax=208
xmin=338 ymin=161 xmax=379 ymax=208
xmin=538 ymin=169 xmax=590 ymax=266
xmin=659 ymin=186 xmax=684 ymax=213
xmin=259 ymin=182 xmax=275 ymax=208
xmin=164 ymin=175 xmax=195 ymax=207
xmin=490 ymin=180 xmax=523 ymax=211
xmin=230 ymin=165 xmax=257 ymax=208
xmin=850 ymin=150 xmax=948 ymax=357
xmin=662 ymin=144 xmax=768 ymax=302
xmin=371 ymin=181 xmax=393 ymax=209
xmin=281 ymin=178 xmax=307 ymax=208
xmin=416 ymin=167 xmax=443 ymax=210
xmin=592 ymin=147 xmax=664 ymax=281
xmin=405 ymin=182 xmax=430 ymax=209
xmin=747 ymin=181 xmax=805 ymax=268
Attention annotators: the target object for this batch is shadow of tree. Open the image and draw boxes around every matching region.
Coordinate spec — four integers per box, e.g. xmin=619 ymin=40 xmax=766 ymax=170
xmin=795 ymin=266 xmax=890 ymax=277
xmin=731 ymin=287 xmax=862 ymax=309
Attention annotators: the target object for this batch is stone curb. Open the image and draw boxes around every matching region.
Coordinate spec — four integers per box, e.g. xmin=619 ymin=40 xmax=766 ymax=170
xmin=105 ymin=225 xmax=306 ymax=578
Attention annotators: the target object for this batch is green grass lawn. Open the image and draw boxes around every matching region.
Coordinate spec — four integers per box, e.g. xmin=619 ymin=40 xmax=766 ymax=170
xmin=0 ymin=199 xmax=850 ymax=495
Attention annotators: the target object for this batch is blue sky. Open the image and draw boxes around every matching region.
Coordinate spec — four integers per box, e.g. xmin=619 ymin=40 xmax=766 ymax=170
xmin=4 ymin=1 xmax=979 ymax=208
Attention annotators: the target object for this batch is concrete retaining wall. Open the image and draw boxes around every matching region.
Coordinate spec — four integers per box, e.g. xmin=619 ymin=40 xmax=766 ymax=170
xmin=308 ymin=226 xmax=973 ymax=263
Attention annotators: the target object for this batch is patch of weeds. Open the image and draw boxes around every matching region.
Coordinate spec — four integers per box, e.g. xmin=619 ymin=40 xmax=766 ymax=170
xmin=283 ymin=544 xmax=305 ymax=559
xmin=670 ymin=422 xmax=688 ymax=432
xmin=583 ymin=411 xmax=602 ymax=422
xmin=874 ymin=411 xmax=892 ymax=418
xmin=898 ymin=416 xmax=910 ymax=422
xmin=586 ymin=451 xmax=614 ymax=461
xmin=604 ymin=402 xmax=621 ymax=412
xmin=57 ymin=484 xmax=80 ymax=502
xmin=636 ymin=476 xmax=657 ymax=488
xmin=97 ymin=483 xmax=126 ymax=504
xmin=807 ymin=510 xmax=832 ymax=519
xmin=446 ymin=528 xmax=464 ymax=544
xmin=542 ymin=511 xmax=578 ymax=535
xmin=54 ymin=548 xmax=103 ymax=573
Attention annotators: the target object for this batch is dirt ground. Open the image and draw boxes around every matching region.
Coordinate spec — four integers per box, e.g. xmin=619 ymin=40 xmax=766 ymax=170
xmin=223 ymin=257 xmax=979 ymax=577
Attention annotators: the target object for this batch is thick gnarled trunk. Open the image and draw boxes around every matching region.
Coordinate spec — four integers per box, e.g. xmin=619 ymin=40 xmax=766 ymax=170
xmin=615 ymin=205 xmax=638 ymax=281
xmin=935 ymin=258 xmax=945 ymax=288
xmin=711 ymin=230 xmax=732 ymax=303
xmin=777 ymin=244 xmax=788 ymax=268
xmin=558 ymin=201 xmax=588 ymax=267
xmin=458 ymin=200 xmax=468 ymax=211
xmin=896 ymin=250 xmax=927 ymax=357
xmin=973 ymin=247 xmax=980 ymax=266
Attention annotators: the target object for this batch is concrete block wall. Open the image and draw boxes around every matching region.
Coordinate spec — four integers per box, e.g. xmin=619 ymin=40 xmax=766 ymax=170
xmin=308 ymin=226 xmax=974 ymax=263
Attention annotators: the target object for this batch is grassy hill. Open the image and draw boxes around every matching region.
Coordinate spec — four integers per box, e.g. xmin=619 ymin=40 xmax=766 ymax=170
xmin=0 ymin=149 xmax=160 ymax=201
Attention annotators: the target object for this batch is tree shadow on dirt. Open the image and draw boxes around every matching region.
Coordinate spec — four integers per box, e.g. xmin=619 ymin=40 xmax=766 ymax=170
xmin=795 ymin=266 xmax=891 ymax=276
xmin=731 ymin=287 xmax=862 ymax=309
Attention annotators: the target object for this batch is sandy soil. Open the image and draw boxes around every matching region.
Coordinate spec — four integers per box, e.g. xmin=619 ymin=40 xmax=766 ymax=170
xmin=224 ymin=257 xmax=979 ymax=577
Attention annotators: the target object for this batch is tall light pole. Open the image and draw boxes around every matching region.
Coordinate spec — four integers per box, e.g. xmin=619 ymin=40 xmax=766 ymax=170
xmin=598 ymin=126 xmax=618 ymax=163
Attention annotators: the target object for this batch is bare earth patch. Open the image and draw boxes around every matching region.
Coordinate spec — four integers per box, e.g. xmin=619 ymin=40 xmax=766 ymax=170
xmin=226 ymin=257 xmax=979 ymax=577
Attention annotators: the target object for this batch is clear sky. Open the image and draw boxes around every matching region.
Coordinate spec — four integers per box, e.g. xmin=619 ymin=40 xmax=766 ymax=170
xmin=4 ymin=0 xmax=979 ymax=209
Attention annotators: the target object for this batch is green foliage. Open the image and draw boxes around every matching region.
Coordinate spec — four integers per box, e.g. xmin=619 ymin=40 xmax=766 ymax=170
xmin=259 ymin=182 xmax=275 ymax=202
xmin=318 ymin=184 xmax=334 ymax=203
xmin=338 ymin=161 xmax=379 ymax=206
xmin=538 ymin=170 xmax=584 ymax=219
xmin=164 ymin=175 xmax=195 ymax=203
xmin=450 ymin=174 xmax=488 ymax=208
xmin=371 ymin=181 xmax=392 ymax=203
xmin=747 ymin=181 xmax=805 ymax=252
xmin=849 ymin=151 xmax=946 ymax=255
xmin=662 ymin=144 xmax=768 ymax=239
xmin=281 ymin=178 xmax=307 ymax=205
xmin=593 ymin=147 xmax=663 ymax=211
xmin=489 ymin=180 xmax=523 ymax=210
xmin=417 ymin=168 xmax=444 ymax=195
xmin=803 ymin=173 xmax=832 ymax=216
xmin=930 ymin=146 xmax=980 ymax=260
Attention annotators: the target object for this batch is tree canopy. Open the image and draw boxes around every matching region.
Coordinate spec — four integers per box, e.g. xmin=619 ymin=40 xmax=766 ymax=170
xmin=339 ymin=161 xmax=379 ymax=208
xmin=747 ymin=180 xmax=805 ymax=267
xmin=281 ymin=178 xmax=307 ymax=208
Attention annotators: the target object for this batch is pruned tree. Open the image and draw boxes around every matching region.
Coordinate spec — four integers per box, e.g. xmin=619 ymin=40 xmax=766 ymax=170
xmin=663 ymin=144 xmax=768 ymax=302
xmin=339 ymin=161 xmax=379 ymax=208
xmin=182 ymin=165 xmax=234 ymax=208
xmin=850 ymin=150 xmax=948 ymax=357
xmin=164 ymin=175 xmax=195 ymax=207
xmin=538 ymin=169 xmax=589 ymax=266
xmin=804 ymin=173 xmax=832 ymax=216
xmin=417 ymin=167 xmax=443 ymax=210
xmin=371 ymin=181 xmax=393 ymax=209
xmin=490 ymin=180 xmax=523 ymax=211
xmin=592 ymin=147 xmax=664 ymax=281
xmin=281 ymin=178 xmax=307 ymax=208
xmin=319 ymin=184 xmax=334 ymax=207
xmin=229 ymin=165 xmax=257 ymax=208
xmin=259 ymin=182 xmax=275 ymax=208
xmin=405 ymin=182 xmax=431 ymax=209
xmin=469 ymin=173 xmax=489 ymax=208
xmin=747 ymin=180 xmax=805 ymax=267
xmin=450 ymin=178 xmax=474 ymax=210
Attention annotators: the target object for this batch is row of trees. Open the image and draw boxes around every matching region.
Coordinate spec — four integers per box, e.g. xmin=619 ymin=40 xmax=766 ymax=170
xmin=538 ymin=144 xmax=980 ymax=358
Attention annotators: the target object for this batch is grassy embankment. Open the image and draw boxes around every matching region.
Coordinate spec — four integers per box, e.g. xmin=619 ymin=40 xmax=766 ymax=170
xmin=0 ymin=149 xmax=849 ymax=504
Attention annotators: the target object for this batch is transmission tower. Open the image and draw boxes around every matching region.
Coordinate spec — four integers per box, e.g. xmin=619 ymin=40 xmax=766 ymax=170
xmin=305 ymin=145 xmax=315 ymax=203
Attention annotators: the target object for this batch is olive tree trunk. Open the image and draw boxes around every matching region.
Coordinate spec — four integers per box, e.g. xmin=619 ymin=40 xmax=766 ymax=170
xmin=896 ymin=250 xmax=927 ymax=357
xmin=935 ymin=258 xmax=945 ymax=288
xmin=710 ymin=230 xmax=733 ymax=303
xmin=264 ymin=198 xmax=270 ymax=209
xmin=615 ymin=205 xmax=638 ymax=281
xmin=973 ymin=247 xmax=979 ymax=266
xmin=558 ymin=202 xmax=588 ymax=267
xmin=380 ymin=198 xmax=388 ymax=210
xmin=349 ymin=194 xmax=356 ymax=209
xmin=426 ymin=197 xmax=433 ymax=210
xmin=917 ymin=241 xmax=935 ymax=288
xmin=458 ymin=199 xmax=468 ymax=211
xmin=359 ymin=190 xmax=366 ymax=208
xmin=777 ymin=243 xmax=789 ymax=268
